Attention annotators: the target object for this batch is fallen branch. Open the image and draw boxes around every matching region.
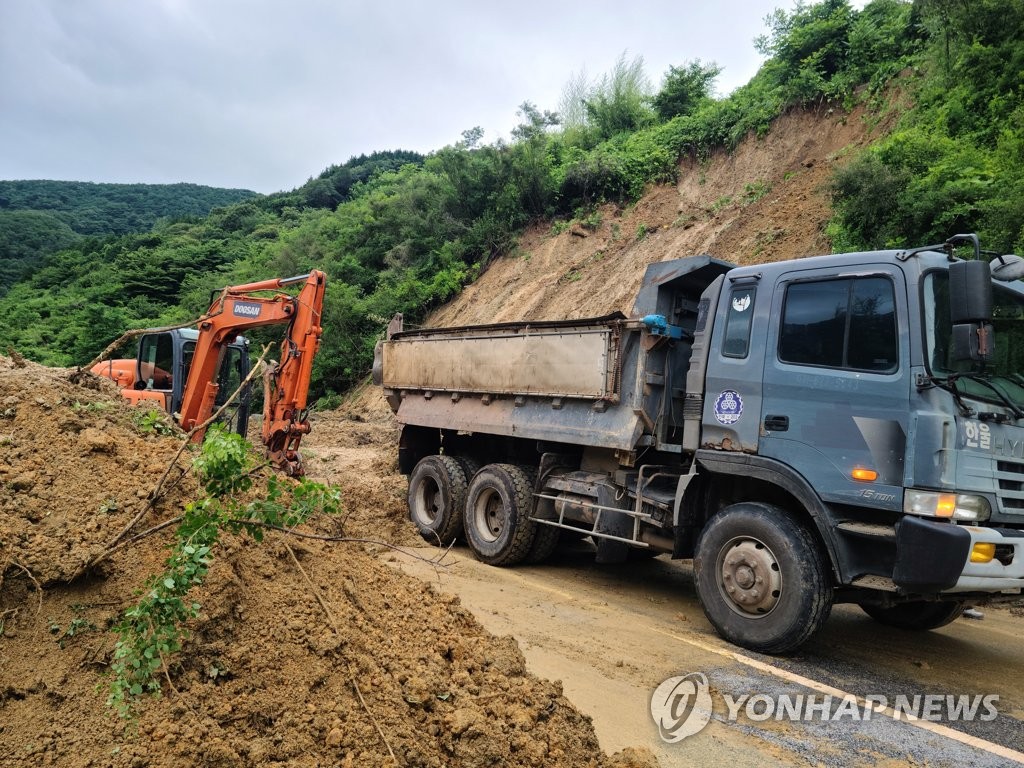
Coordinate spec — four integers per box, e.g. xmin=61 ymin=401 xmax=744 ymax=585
xmin=280 ymin=537 xmax=398 ymax=766
xmin=93 ymin=516 xmax=184 ymax=564
xmin=83 ymin=317 xmax=203 ymax=372
xmin=84 ymin=344 xmax=274 ymax=574
xmin=241 ymin=521 xmax=453 ymax=569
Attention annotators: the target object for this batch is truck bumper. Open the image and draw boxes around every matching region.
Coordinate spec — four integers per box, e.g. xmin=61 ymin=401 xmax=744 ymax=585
xmin=944 ymin=525 xmax=1024 ymax=593
xmin=892 ymin=516 xmax=1024 ymax=594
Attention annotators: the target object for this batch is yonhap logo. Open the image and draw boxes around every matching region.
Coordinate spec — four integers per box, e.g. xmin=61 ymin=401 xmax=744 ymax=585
xmin=232 ymin=301 xmax=262 ymax=319
xmin=650 ymin=672 xmax=712 ymax=743
xmin=651 ymin=671 xmax=1001 ymax=746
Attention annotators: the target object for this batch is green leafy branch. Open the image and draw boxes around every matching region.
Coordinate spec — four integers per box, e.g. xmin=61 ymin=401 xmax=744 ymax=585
xmin=107 ymin=426 xmax=341 ymax=718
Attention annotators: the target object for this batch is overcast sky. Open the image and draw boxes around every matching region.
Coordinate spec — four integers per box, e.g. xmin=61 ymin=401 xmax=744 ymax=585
xmin=2 ymin=0 xmax=812 ymax=194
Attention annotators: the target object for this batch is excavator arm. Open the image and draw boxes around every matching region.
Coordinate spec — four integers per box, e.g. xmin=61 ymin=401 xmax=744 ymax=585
xmin=178 ymin=270 xmax=326 ymax=476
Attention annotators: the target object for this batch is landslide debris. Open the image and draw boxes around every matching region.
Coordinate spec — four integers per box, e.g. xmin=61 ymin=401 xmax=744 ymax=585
xmin=0 ymin=355 xmax=656 ymax=768
xmin=0 ymin=356 xmax=196 ymax=585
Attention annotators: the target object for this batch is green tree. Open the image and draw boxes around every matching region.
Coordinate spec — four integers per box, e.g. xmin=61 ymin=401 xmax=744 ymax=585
xmin=756 ymin=0 xmax=856 ymax=102
xmin=652 ymin=60 xmax=723 ymax=120
xmin=583 ymin=53 xmax=655 ymax=140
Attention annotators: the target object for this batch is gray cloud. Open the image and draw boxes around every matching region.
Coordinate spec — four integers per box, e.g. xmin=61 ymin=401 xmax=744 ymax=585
xmin=0 ymin=0 xmax=791 ymax=193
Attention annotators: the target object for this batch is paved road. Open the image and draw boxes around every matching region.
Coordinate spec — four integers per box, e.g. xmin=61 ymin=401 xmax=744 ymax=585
xmin=389 ymin=543 xmax=1024 ymax=767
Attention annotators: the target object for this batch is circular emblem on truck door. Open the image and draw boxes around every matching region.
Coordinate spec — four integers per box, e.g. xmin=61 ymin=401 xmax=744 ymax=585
xmin=714 ymin=390 xmax=743 ymax=425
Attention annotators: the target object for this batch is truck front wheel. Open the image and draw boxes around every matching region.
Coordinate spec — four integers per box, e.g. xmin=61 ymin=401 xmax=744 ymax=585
xmin=694 ymin=502 xmax=833 ymax=654
xmin=859 ymin=600 xmax=965 ymax=630
xmin=464 ymin=464 xmax=538 ymax=566
xmin=407 ymin=455 xmax=471 ymax=546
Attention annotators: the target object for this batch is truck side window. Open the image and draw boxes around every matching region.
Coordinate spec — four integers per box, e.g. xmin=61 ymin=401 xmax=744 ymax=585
xmin=722 ymin=288 xmax=756 ymax=358
xmin=779 ymin=277 xmax=897 ymax=372
xmin=847 ymin=277 xmax=897 ymax=370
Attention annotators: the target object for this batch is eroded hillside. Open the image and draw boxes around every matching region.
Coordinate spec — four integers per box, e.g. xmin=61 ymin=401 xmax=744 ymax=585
xmin=430 ymin=102 xmax=895 ymax=328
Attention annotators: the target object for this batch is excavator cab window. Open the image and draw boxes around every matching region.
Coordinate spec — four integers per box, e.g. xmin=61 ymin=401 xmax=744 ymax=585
xmin=215 ymin=347 xmax=244 ymax=407
xmin=175 ymin=340 xmax=249 ymax=438
xmin=215 ymin=345 xmax=250 ymax=438
xmin=137 ymin=333 xmax=175 ymax=390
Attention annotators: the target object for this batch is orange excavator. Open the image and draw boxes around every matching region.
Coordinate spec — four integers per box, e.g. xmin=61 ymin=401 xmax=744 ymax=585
xmin=92 ymin=271 xmax=326 ymax=476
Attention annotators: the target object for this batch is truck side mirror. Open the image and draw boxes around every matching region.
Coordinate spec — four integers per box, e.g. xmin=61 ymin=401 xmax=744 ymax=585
xmin=951 ymin=322 xmax=994 ymax=363
xmin=990 ymin=254 xmax=1024 ymax=282
xmin=949 ymin=260 xmax=995 ymax=364
xmin=949 ymin=260 xmax=993 ymax=323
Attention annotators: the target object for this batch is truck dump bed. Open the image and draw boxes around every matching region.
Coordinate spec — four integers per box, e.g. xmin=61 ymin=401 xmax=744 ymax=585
xmin=376 ymin=254 xmax=735 ymax=456
xmin=381 ymin=314 xmax=626 ymax=401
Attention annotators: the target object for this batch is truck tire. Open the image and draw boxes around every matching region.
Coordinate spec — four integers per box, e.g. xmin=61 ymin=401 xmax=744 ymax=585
xmin=859 ymin=600 xmax=965 ymax=630
xmin=526 ymin=525 xmax=562 ymax=564
xmin=518 ymin=465 xmax=562 ymax=564
xmin=407 ymin=455 xmax=470 ymax=546
xmin=464 ymin=463 xmax=538 ymax=566
xmin=453 ymin=456 xmax=481 ymax=483
xmin=694 ymin=502 xmax=833 ymax=654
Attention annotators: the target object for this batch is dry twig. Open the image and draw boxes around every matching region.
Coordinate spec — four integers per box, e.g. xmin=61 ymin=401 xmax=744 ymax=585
xmin=7 ymin=560 xmax=43 ymax=613
xmin=242 ymin=521 xmax=453 ymax=569
xmin=280 ymin=537 xmax=398 ymax=766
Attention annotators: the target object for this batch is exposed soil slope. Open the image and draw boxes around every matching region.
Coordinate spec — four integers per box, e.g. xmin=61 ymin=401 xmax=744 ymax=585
xmin=430 ymin=102 xmax=892 ymax=329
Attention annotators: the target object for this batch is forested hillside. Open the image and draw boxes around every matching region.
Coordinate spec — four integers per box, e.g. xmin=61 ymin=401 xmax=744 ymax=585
xmin=0 ymin=181 xmax=257 ymax=292
xmin=1 ymin=0 xmax=1020 ymax=402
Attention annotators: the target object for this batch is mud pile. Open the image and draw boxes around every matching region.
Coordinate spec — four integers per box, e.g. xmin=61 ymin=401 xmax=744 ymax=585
xmin=302 ymin=384 xmax=420 ymax=548
xmin=0 ymin=355 xmax=196 ymax=585
xmin=0 ymin=355 xmax=655 ymax=767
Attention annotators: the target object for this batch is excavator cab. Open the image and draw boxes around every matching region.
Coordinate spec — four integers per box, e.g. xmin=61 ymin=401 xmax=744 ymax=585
xmin=104 ymin=329 xmax=251 ymax=437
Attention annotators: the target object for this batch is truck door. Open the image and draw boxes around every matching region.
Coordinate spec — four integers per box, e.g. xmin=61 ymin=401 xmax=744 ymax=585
xmin=758 ymin=265 xmax=909 ymax=512
xmin=702 ymin=279 xmax=767 ymax=453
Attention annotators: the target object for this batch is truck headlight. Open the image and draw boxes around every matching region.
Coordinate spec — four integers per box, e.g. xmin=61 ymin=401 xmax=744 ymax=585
xmin=904 ymin=490 xmax=991 ymax=522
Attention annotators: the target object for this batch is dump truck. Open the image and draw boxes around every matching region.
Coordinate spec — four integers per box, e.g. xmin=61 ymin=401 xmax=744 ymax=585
xmin=374 ymin=235 xmax=1024 ymax=653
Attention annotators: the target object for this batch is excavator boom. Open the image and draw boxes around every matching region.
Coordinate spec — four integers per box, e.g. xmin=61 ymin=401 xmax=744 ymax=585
xmin=175 ymin=270 xmax=326 ymax=475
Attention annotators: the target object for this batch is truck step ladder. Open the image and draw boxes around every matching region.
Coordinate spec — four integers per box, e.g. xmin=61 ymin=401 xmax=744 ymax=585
xmin=531 ymin=464 xmax=681 ymax=547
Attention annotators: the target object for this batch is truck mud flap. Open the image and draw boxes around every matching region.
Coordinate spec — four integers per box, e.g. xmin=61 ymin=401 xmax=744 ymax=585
xmin=893 ymin=516 xmax=971 ymax=592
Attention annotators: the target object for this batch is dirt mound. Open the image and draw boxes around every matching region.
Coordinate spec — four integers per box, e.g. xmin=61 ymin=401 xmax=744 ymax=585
xmin=303 ymin=383 xmax=419 ymax=548
xmin=0 ymin=356 xmax=655 ymax=767
xmin=0 ymin=356 xmax=196 ymax=585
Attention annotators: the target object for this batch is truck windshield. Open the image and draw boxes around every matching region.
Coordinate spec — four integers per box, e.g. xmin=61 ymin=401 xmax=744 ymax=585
xmin=924 ymin=271 xmax=1024 ymax=411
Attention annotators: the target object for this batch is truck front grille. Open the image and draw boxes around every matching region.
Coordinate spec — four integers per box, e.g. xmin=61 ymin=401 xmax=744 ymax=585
xmin=997 ymin=460 xmax=1024 ymax=511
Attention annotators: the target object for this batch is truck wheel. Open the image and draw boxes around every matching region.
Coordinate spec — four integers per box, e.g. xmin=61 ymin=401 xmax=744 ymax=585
xmin=464 ymin=464 xmax=538 ymax=566
xmin=694 ymin=502 xmax=833 ymax=654
xmin=407 ymin=455 xmax=470 ymax=546
xmin=513 ymin=464 xmax=559 ymax=564
xmin=859 ymin=600 xmax=965 ymax=630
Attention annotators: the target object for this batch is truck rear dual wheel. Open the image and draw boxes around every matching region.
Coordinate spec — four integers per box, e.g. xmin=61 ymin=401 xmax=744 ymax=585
xmin=694 ymin=502 xmax=833 ymax=654
xmin=859 ymin=600 xmax=965 ymax=630
xmin=464 ymin=464 xmax=539 ymax=566
xmin=407 ymin=455 xmax=474 ymax=546
xmin=525 ymin=519 xmax=561 ymax=564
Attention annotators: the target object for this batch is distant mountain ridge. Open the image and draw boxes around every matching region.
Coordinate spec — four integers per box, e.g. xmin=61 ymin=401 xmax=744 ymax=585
xmin=0 ymin=180 xmax=258 ymax=292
